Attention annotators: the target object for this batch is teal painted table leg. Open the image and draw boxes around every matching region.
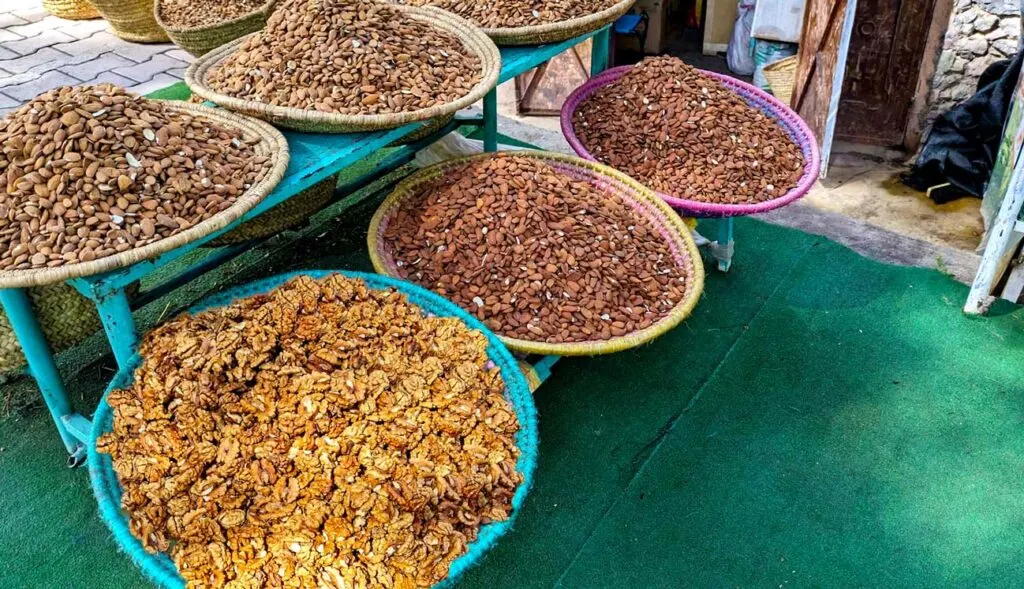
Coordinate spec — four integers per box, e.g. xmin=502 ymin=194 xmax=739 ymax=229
xmin=91 ymin=287 xmax=137 ymax=369
xmin=0 ymin=288 xmax=86 ymax=462
xmin=591 ymin=27 xmax=610 ymax=76
xmin=711 ymin=217 xmax=735 ymax=272
xmin=483 ymin=88 xmax=498 ymax=152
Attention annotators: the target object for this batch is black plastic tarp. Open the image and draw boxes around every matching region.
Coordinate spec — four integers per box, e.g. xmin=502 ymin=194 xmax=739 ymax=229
xmin=904 ymin=50 xmax=1022 ymax=203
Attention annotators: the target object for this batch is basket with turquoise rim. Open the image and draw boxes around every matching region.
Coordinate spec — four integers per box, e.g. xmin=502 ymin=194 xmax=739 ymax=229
xmin=87 ymin=269 xmax=539 ymax=589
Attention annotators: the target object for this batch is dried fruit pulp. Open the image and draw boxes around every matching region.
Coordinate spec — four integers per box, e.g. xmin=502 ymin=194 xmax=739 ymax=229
xmin=205 ymin=0 xmax=483 ymax=115
xmin=99 ymin=274 xmax=522 ymax=589
xmin=0 ymin=84 xmax=272 ymax=272
xmin=158 ymin=0 xmax=268 ymax=28
xmin=573 ymin=56 xmax=805 ymax=205
xmin=394 ymin=0 xmax=623 ymax=28
xmin=382 ymin=154 xmax=690 ymax=344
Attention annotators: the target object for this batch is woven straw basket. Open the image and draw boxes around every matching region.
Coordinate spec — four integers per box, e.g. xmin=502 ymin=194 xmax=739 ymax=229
xmin=0 ymin=102 xmax=289 ymax=290
xmin=155 ymin=0 xmax=279 ymax=57
xmin=185 ymin=6 xmax=500 ymax=133
xmin=368 ymin=150 xmax=705 ymax=356
xmin=475 ymin=0 xmax=635 ymax=45
xmin=89 ymin=0 xmax=169 ymax=42
xmin=42 ymin=0 xmax=101 ymax=20
xmin=763 ymin=55 xmax=798 ymax=106
xmin=88 ymin=269 xmax=539 ymax=589
xmin=561 ymin=65 xmax=821 ymax=218
xmin=0 ymin=283 xmax=98 ymax=374
xmin=208 ymin=175 xmax=336 ymax=246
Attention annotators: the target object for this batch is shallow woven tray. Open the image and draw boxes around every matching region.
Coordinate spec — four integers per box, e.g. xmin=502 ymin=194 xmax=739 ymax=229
xmin=422 ymin=0 xmax=635 ymax=45
xmin=208 ymin=174 xmax=336 ymax=246
xmin=368 ymin=150 xmax=705 ymax=356
xmin=88 ymin=269 xmax=538 ymax=589
xmin=90 ymin=0 xmax=169 ymax=42
xmin=155 ymin=0 xmax=279 ymax=57
xmin=185 ymin=6 xmax=500 ymax=133
xmin=0 ymin=102 xmax=289 ymax=289
xmin=561 ymin=65 xmax=821 ymax=218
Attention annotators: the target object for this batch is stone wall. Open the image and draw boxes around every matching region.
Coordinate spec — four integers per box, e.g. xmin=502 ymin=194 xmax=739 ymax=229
xmin=925 ymin=0 xmax=1021 ymax=128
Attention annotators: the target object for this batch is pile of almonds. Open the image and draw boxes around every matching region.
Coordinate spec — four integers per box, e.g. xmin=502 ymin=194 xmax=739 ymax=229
xmin=394 ymin=0 xmax=622 ymax=28
xmin=0 ymin=84 xmax=272 ymax=272
xmin=572 ymin=56 xmax=806 ymax=205
xmin=99 ymin=274 xmax=523 ymax=589
xmin=205 ymin=0 xmax=483 ymax=115
xmin=382 ymin=154 xmax=691 ymax=344
xmin=158 ymin=0 xmax=270 ymax=28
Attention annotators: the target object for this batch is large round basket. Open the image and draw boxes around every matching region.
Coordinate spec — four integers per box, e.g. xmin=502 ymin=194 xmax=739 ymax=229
xmin=368 ymin=150 xmax=705 ymax=356
xmin=208 ymin=174 xmax=336 ymax=246
xmin=89 ymin=0 xmax=169 ymax=42
xmin=395 ymin=0 xmax=635 ymax=45
xmin=561 ymin=65 xmax=821 ymax=218
xmin=42 ymin=0 xmax=101 ymax=20
xmin=154 ymin=0 xmax=279 ymax=57
xmin=0 ymin=102 xmax=289 ymax=290
xmin=87 ymin=269 xmax=539 ymax=589
xmin=0 ymin=283 xmax=98 ymax=374
xmin=185 ymin=6 xmax=500 ymax=133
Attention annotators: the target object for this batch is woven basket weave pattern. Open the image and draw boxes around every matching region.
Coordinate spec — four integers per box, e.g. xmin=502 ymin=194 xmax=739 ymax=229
xmin=762 ymin=55 xmax=797 ymax=106
xmin=0 ymin=101 xmax=289 ymax=290
xmin=88 ymin=270 xmax=539 ymax=589
xmin=89 ymin=0 xmax=169 ymax=42
xmin=43 ymin=0 xmax=101 ymax=20
xmin=561 ymin=65 xmax=821 ymax=218
xmin=208 ymin=175 xmax=336 ymax=246
xmin=185 ymin=6 xmax=500 ymax=133
xmin=368 ymin=150 xmax=705 ymax=356
xmin=0 ymin=284 xmax=98 ymax=374
xmin=480 ymin=0 xmax=635 ymax=45
xmin=155 ymin=0 xmax=279 ymax=57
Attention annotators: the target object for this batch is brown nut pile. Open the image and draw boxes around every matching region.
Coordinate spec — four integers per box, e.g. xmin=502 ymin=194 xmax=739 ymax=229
xmin=158 ymin=0 xmax=270 ymax=28
xmin=382 ymin=154 xmax=690 ymax=344
xmin=205 ymin=0 xmax=483 ymax=115
xmin=394 ymin=0 xmax=622 ymax=28
xmin=0 ymin=84 xmax=272 ymax=272
xmin=98 ymin=274 xmax=523 ymax=589
xmin=572 ymin=56 xmax=805 ymax=205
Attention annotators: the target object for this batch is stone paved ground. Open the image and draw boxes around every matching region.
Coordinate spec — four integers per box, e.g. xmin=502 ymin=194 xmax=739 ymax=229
xmin=0 ymin=0 xmax=193 ymax=116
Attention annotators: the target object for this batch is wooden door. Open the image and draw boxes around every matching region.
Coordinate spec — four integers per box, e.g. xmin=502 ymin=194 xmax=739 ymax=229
xmin=834 ymin=0 xmax=938 ymax=145
xmin=792 ymin=0 xmax=858 ymax=177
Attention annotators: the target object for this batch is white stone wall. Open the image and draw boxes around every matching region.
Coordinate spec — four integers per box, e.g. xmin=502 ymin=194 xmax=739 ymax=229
xmin=926 ymin=0 xmax=1020 ymax=126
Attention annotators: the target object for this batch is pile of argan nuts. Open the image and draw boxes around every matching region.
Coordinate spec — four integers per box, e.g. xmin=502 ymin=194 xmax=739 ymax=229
xmin=0 ymin=84 xmax=272 ymax=272
xmin=573 ymin=56 xmax=806 ymax=205
xmin=205 ymin=0 xmax=483 ymax=114
xmin=157 ymin=0 xmax=269 ymax=28
xmin=382 ymin=154 xmax=692 ymax=344
xmin=99 ymin=274 xmax=523 ymax=589
xmin=395 ymin=0 xmax=623 ymax=28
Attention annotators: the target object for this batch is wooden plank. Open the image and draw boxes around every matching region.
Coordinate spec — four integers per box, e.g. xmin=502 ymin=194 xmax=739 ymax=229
xmin=792 ymin=0 xmax=857 ymax=176
xmin=752 ymin=0 xmax=807 ymax=43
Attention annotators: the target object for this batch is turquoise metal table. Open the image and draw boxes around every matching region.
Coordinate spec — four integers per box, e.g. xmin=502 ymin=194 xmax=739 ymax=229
xmin=0 ymin=27 xmax=611 ymax=465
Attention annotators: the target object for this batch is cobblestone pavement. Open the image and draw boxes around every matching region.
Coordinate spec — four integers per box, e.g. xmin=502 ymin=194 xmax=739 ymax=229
xmin=0 ymin=0 xmax=193 ymax=116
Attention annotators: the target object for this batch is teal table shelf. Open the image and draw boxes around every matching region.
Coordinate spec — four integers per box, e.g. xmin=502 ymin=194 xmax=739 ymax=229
xmin=0 ymin=27 xmax=610 ymax=464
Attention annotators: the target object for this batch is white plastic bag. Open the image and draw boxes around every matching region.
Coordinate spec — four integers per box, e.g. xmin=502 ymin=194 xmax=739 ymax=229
xmin=726 ymin=0 xmax=756 ymax=76
xmin=413 ymin=132 xmax=530 ymax=168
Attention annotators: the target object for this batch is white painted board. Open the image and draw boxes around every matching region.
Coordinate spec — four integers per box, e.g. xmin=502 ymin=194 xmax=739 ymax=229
xmin=752 ymin=0 xmax=807 ymax=43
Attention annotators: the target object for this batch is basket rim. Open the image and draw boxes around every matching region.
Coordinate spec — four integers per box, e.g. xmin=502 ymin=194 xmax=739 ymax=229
xmin=0 ymin=100 xmax=289 ymax=289
xmin=184 ymin=5 xmax=500 ymax=132
xmin=367 ymin=150 xmax=706 ymax=356
xmin=154 ymin=0 xmax=277 ymax=34
xmin=475 ymin=0 xmax=634 ymax=45
xmin=560 ymin=64 xmax=822 ymax=218
xmin=87 ymin=269 xmax=539 ymax=589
